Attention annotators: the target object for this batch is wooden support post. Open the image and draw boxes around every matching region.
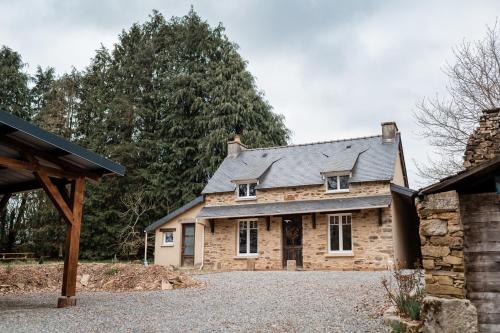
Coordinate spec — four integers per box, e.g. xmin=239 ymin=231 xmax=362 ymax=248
xmin=311 ymin=213 xmax=316 ymax=229
xmin=59 ymin=177 xmax=84 ymax=307
xmin=35 ymin=172 xmax=85 ymax=308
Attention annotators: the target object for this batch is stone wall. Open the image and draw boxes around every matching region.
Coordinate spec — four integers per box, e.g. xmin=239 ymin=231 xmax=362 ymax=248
xmin=203 ymin=207 xmax=394 ymax=271
xmin=464 ymin=108 xmax=500 ymax=169
xmin=416 ymin=190 xmax=466 ymax=298
xmin=203 ymin=216 xmax=283 ymax=270
xmin=205 ymin=181 xmax=390 ymax=206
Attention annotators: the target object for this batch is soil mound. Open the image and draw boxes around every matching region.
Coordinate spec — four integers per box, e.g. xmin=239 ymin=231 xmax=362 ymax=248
xmin=0 ymin=263 xmax=203 ymax=294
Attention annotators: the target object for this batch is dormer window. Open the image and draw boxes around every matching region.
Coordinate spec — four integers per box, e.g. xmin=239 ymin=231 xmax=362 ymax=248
xmin=326 ymin=174 xmax=350 ymax=193
xmin=238 ymin=182 xmax=257 ymax=199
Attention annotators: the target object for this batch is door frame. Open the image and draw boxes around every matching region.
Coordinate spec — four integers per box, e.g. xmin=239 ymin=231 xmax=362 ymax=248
xmin=181 ymin=223 xmax=195 ymax=267
xmin=282 ymin=215 xmax=303 ymax=268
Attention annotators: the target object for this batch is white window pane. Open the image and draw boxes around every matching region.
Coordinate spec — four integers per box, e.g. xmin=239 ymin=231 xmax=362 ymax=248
xmin=239 ymin=226 xmax=247 ymax=254
xmin=342 ymin=223 xmax=352 ymax=251
xmin=339 ymin=175 xmax=350 ymax=189
xmin=238 ymin=184 xmax=248 ymax=197
xmin=330 ymin=223 xmax=340 ymax=251
xmin=250 ymin=228 xmax=258 ymax=253
xmin=164 ymin=232 xmax=173 ymax=243
xmin=249 ymin=183 xmax=257 ymax=196
xmin=327 ymin=176 xmax=338 ymax=190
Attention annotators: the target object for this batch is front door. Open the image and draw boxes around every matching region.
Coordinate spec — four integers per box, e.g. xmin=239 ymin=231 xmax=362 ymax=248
xmin=282 ymin=215 xmax=303 ymax=268
xmin=181 ymin=223 xmax=195 ymax=267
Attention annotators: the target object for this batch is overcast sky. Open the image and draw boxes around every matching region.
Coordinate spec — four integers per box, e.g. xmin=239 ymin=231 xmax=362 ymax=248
xmin=1 ymin=0 xmax=499 ymax=188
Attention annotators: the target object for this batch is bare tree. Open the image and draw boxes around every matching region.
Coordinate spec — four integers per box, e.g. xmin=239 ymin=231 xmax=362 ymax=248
xmin=414 ymin=22 xmax=500 ymax=182
xmin=117 ymin=191 xmax=155 ymax=260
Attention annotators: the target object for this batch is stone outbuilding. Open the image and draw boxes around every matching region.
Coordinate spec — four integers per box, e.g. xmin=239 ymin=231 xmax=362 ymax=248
xmin=416 ymin=108 xmax=500 ymax=333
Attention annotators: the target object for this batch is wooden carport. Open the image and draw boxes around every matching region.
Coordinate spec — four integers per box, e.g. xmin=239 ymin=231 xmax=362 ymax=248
xmin=0 ymin=110 xmax=125 ymax=307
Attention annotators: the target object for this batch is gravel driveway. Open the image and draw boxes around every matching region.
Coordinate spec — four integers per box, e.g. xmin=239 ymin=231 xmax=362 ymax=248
xmin=0 ymin=271 xmax=389 ymax=332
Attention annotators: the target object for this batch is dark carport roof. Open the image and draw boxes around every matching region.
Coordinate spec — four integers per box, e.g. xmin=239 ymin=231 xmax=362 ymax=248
xmin=145 ymin=196 xmax=204 ymax=232
xmin=0 ymin=110 xmax=125 ymax=194
xmin=197 ymin=195 xmax=392 ymax=219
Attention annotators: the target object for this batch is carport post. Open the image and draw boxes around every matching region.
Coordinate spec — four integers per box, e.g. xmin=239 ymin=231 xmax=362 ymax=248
xmin=35 ymin=173 xmax=85 ymax=307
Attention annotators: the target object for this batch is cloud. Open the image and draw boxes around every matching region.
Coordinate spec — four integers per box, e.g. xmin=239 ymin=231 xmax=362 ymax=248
xmin=1 ymin=0 xmax=499 ymax=187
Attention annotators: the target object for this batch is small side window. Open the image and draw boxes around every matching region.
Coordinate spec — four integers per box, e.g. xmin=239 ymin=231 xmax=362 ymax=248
xmin=163 ymin=231 xmax=174 ymax=246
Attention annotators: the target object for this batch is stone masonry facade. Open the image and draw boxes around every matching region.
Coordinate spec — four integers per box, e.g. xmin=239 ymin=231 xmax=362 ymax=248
xmin=205 ymin=181 xmax=390 ymax=205
xmin=203 ymin=181 xmax=395 ymax=271
xmin=416 ymin=190 xmax=466 ymax=298
xmin=464 ymin=108 xmax=500 ymax=169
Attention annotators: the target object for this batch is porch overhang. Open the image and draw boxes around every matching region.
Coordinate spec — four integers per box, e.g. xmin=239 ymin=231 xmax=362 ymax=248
xmin=197 ymin=195 xmax=391 ymax=219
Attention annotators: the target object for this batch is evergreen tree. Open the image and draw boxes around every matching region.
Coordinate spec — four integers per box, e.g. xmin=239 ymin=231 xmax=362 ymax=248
xmin=0 ymin=46 xmax=31 ymax=119
xmin=0 ymin=10 xmax=290 ymax=259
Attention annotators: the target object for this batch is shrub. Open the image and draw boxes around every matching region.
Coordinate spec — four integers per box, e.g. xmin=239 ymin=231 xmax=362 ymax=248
xmin=382 ymin=262 xmax=425 ymax=321
xmin=104 ymin=267 xmax=120 ymax=276
xmin=391 ymin=321 xmax=406 ymax=333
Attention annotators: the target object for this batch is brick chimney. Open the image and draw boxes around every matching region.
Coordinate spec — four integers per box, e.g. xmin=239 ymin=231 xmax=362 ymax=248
xmin=381 ymin=122 xmax=398 ymax=143
xmin=464 ymin=108 xmax=500 ymax=169
xmin=227 ymin=134 xmax=246 ymax=158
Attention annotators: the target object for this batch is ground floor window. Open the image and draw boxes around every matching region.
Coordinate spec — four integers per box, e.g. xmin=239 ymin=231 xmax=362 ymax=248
xmin=238 ymin=220 xmax=258 ymax=255
xmin=328 ymin=214 xmax=352 ymax=253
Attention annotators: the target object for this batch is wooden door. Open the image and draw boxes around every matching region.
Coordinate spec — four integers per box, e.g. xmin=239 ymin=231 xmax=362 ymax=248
xmin=461 ymin=193 xmax=500 ymax=333
xmin=181 ymin=223 xmax=195 ymax=267
xmin=282 ymin=215 xmax=303 ymax=267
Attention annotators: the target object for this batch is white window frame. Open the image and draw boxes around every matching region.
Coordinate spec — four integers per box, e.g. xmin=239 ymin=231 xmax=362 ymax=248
xmin=237 ymin=219 xmax=258 ymax=256
xmin=236 ymin=181 xmax=258 ymax=200
xmin=327 ymin=213 xmax=353 ymax=254
xmin=325 ymin=173 xmax=351 ymax=193
xmin=162 ymin=230 xmax=174 ymax=246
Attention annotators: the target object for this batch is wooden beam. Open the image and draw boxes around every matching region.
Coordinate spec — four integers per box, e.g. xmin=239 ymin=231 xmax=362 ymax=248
xmin=60 ymin=177 xmax=84 ymax=303
xmin=34 ymin=171 xmax=74 ymax=225
xmin=0 ymin=156 xmax=82 ymax=180
xmin=311 ymin=213 xmax=316 ymax=229
xmin=0 ymin=193 xmax=11 ymax=212
xmin=1 ymin=137 xmax=101 ymax=181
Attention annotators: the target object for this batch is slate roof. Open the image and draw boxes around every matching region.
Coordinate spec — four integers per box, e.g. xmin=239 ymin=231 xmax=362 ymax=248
xmin=145 ymin=196 xmax=204 ymax=232
xmin=197 ymin=195 xmax=392 ymax=219
xmin=202 ymin=134 xmax=401 ymax=194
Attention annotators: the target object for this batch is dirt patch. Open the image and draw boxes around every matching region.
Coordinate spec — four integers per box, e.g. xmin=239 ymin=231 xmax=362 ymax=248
xmin=0 ymin=263 xmax=204 ymax=294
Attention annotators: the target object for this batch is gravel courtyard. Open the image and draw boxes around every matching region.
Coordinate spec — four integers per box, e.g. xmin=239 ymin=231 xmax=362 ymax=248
xmin=0 ymin=271 xmax=389 ymax=333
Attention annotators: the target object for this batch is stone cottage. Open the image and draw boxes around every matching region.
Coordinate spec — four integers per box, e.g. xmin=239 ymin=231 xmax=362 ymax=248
xmin=146 ymin=122 xmax=420 ymax=271
xmin=416 ymin=108 xmax=500 ymax=333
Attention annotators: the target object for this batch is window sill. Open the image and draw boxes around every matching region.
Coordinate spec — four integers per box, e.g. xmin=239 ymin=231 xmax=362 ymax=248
xmin=236 ymin=197 xmax=257 ymax=202
xmin=325 ymin=251 xmax=354 ymax=257
xmin=161 ymin=244 xmax=174 ymax=247
xmin=233 ymin=255 xmax=258 ymax=260
xmin=325 ymin=189 xmax=350 ymax=194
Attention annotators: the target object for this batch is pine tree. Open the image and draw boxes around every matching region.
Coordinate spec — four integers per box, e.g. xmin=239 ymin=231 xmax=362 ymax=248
xmin=0 ymin=46 xmax=31 ymax=119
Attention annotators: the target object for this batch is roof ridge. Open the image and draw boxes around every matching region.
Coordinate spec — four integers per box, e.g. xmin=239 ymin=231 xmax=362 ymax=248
xmin=244 ymin=134 xmax=383 ymax=151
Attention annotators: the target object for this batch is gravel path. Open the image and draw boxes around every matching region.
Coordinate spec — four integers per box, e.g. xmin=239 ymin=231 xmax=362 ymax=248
xmin=0 ymin=271 xmax=389 ymax=333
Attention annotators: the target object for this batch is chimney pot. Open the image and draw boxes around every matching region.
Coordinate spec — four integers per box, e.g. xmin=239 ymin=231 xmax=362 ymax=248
xmin=227 ymin=134 xmax=246 ymax=158
xmin=381 ymin=122 xmax=398 ymax=143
